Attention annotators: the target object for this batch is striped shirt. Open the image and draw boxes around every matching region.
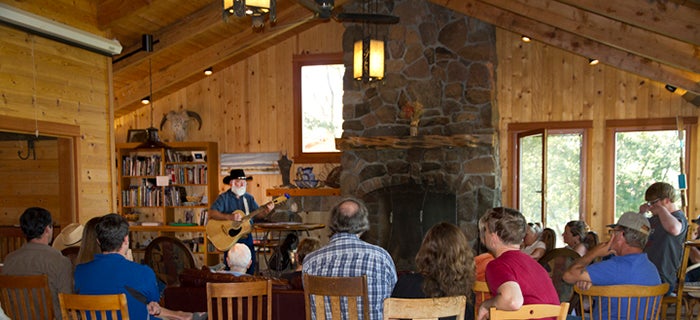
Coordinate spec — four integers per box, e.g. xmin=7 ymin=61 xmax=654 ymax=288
xmin=303 ymin=233 xmax=397 ymax=320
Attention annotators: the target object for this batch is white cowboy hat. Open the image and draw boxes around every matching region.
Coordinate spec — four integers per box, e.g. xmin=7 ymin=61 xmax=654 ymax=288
xmin=52 ymin=223 xmax=84 ymax=251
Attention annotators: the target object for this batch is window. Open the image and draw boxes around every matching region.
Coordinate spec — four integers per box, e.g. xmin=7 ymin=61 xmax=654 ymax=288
xmin=510 ymin=121 xmax=590 ymax=247
xmin=293 ymin=53 xmax=344 ymax=163
xmin=608 ymin=118 xmax=695 ymax=220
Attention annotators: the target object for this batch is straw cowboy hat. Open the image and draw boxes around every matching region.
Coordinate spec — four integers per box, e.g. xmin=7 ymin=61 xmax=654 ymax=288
xmin=52 ymin=223 xmax=84 ymax=251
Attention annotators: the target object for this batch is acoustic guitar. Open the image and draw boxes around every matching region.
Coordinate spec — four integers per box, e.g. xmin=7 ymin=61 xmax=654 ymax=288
xmin=206 ymin=194 xmax=290 ymax=251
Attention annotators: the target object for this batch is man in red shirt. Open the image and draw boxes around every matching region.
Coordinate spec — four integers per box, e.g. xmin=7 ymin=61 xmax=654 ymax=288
xmin=477 ymin=207 xmax=560 ymax=320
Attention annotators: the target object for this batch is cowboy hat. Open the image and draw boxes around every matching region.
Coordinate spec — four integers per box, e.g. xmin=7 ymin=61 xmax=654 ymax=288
xmin=52 ymin=223 xmax=84 ymax=251
xmin=223 ymin=169 xmax=253 ymax=184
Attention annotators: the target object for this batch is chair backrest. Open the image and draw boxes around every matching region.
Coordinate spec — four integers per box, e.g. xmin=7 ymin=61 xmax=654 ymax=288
xmin=144 ymin=236 xmax=197 ymax=286
xmin=472 ymin=281 xmax=490 ymax=319
xmin=0 ymin=274 xmax=54 ymax=320
xmin=206 ymin=280 xmax=272 ymax=320
xmin=660 ymin=239 xmax=698 ymax=320
xmin=303 ymin=274 xmax=370 ymax=320
xmin=383 ymin=296 xmax=467 ymax=320
xmin=538 ymin=248 xmax=581 ymax=303
xmin=490 ymin=302 xmax=569 ymax=320
xmin=0 ymin=226 xmax=25 ymax=263
xmin=58 ymin=293 xmax=130 ymax=320
xmin=574 ymin=283 xmax=669 ymax=320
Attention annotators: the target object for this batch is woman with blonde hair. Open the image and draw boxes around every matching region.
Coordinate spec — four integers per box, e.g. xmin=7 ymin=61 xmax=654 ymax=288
xmin=392 ymin=222 xmax=475 ymax=319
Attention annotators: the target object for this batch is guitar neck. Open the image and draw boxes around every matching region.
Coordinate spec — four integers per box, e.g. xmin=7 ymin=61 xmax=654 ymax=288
xmin=241 ymin=195 xmax=288 ymax=220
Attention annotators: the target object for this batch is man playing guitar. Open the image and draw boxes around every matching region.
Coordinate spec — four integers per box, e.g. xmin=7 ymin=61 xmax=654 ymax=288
xmin=209 ymin=169 xmax=274 ymax=274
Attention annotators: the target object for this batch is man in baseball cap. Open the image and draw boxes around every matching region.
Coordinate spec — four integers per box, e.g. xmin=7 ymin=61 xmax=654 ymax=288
xmin=563 ymin=212 xmax=663 ymax=318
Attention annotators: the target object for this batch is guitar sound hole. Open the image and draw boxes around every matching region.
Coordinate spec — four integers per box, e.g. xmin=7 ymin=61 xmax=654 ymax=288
xmin=228 ymin=228 xmax=241 ymax=237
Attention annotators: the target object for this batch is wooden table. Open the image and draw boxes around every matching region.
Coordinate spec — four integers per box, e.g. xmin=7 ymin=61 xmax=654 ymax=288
xmin=253 ymin=222 xmax=325 ymax=275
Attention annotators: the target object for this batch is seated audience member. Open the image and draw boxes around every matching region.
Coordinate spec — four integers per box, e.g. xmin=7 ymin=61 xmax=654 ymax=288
xmin=686 ymin=218 xmax=700 ymax=282
xmin=219 ymin=243 xmax=252 ymax=276
xmin=52 ymin=222 xmax=84 ymax=251
xmin=477 ymin=207 xmax=559 ymax=320
xmin=640 ymin=182 xmax=687 ymax=294
xmin=281 ymin=237 xmax=320 ymax=289
xmin=563 ymin=220 xmax=591 ymax=256
xmin=521 ymin=222 xmax=546 ymax=259
xmin=392 ymin=222 xmax=475 ymax=319
xmin=303 ymin=197 xmax=397 ymax=320
xmin=563 ymin=212 xmax=661 ymax=319
xmin=74 ymin=214 xmax=205 ymax=320
xmin=2 ymin=207 xmax=72 ymax=319
xmin=540 ymin=227 xmax=556 ymax=254
xmin=75 ymin=216 xmax=102 ymax=265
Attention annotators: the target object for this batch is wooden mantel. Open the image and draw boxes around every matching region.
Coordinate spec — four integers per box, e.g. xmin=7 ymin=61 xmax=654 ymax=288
xmin=335 ymin=134 xmax=494 ymax=150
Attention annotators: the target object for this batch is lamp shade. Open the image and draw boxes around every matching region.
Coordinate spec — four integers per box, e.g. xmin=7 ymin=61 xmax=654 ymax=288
xmin=353 ymin=38 xmax=384 ymax=82
xmin=247 ymin=0 xmax=270 ymax=9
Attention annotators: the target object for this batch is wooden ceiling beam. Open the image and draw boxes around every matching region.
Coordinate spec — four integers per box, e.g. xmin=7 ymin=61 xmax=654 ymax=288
xmin=478 ymin=0 xmax=700 ymax=74
xmin=113 ymin=6 xmax=325 ymax=116
xmin=97 ymin=0 xmax=154 ymax=29
xmin=554 ymin=0 xmax=700 ymax=46
xmin=427 ymin=0 xmax=700 ymax=95
xmin=112 ymin=1 xmax=233 ymax=72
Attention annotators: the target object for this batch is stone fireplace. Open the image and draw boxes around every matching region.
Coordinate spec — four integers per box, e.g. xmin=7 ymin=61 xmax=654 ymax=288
xmin=337 ymin=0 xmax=501 ymax=270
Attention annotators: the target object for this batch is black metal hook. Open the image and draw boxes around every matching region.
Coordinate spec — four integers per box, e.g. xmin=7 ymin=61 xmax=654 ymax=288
xmin=17 ymin=139 xmax=36 ymax=160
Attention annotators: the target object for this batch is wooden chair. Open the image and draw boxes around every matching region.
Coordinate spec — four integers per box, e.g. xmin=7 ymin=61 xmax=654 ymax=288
xmin=661 ymin=239 xmax=700 ymax=320
xmin=144 ymin=236 xmax=197 ymax=286
xmin=383 ymin=296 xmax=467 ymax=320
xmin=303 ymin=274 xmax=369 ymax=320
xmin=206 ymin=280 xmax=272 ymax=320
xmin=0 ymin=274 xmax=54 ymax=320
xmin=58 ymin=293 xmax=130 ymax=320
xmin=574 ymin=283 xmax=668 ymax=320
xmin=472 ymin=281 xmax=491 ymax=319
xmin=489 ymin=302 xmax=569 ymax=320
xmin=0 ymin=225 xmax=25 ymax=263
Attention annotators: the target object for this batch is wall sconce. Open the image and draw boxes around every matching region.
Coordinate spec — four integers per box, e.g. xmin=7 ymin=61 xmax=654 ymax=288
xmin=521 ymin=35 xmax=531 ymax=43
xmin=223 ymin=0 xmax=276 ymax=29
xmin=588 ymin=58 xmax=599 ymax=66
xmin=204 ymin=67 xmax=213 ymax=76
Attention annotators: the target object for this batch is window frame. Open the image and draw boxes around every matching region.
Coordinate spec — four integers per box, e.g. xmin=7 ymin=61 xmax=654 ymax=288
xmin=508 ymin=121 xmax=592 ymax=226
xmin=604 ymin=117 xmax=696 ymax=225
xmin=292 ymin=52 xmax=343 ymax=164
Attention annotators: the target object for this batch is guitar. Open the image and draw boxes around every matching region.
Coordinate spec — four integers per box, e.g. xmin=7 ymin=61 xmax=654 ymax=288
xmin=206 ymin=194 xmax=290 ymax=251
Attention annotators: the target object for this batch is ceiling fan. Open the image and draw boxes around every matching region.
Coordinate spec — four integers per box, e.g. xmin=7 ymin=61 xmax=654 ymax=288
xmin=295 ymin=0 xmax=399 ymax=24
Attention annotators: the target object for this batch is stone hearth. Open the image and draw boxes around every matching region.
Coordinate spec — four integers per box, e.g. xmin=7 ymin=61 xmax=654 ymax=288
xmin=336 ymin=0 xmax=501 ymax=269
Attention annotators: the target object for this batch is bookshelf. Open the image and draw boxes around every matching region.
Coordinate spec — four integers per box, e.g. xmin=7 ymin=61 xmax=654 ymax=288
xmin=116 ymin=141 xmax=220 ymax=266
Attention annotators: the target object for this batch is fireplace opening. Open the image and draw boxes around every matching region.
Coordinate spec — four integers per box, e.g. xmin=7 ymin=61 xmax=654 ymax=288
xmin=362 ymin=183 xmax=456 ymax=271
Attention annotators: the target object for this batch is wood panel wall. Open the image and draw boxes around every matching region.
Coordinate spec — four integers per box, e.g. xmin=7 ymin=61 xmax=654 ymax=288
xmin=496 ymin=28 xmax=700 ymax=233
xmin=114 ymin=21 xmax=345 ymax=203
xmin=0 ymin=23 xmax=114 ymax=225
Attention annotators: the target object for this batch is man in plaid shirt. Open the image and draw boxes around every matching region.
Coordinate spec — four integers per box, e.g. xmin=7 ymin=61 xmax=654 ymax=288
xmin=303 ymin=197 xmax=397 ymax=320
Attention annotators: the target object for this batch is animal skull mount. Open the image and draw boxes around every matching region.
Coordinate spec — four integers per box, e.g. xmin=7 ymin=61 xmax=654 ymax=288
xmin=159 ymin=109 xmax=202 ymax=142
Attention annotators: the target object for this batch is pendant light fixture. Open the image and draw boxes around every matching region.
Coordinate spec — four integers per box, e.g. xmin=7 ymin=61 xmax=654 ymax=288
xmin=137 ymin=34 xmax=168 ymax=149
xmin=353 ymin=0 xmax=386 ymax=83
xmin=223 ymin=0 xmax=277 ymax=30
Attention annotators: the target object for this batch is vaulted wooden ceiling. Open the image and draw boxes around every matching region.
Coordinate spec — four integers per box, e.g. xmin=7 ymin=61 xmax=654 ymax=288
xmin=106 ymin=0 xmax=700 ymax=117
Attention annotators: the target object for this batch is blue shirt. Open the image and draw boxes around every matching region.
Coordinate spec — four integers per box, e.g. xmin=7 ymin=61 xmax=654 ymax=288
xmin=302 ymin=233 xmax=397 ymax=320
xmin=587 ymin=253 xmax=662 ymax=320
xmin=74 ymin=253 xmax=161 ymax=320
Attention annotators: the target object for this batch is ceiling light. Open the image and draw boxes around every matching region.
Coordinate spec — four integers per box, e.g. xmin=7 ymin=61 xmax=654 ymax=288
xmin=588 ymin=58 xmax=599 ymax=66
xmin=223 ymin=0 xmax=276 ymax=29
xmin=353 ymin=0 xmax=388 ymax=83
xmin=141 ymin=96 xmax=151 ymax=104
xmin=521 ymin=35 xmax=531 ymax=43
xmin=204 ymin=67 xmax=213 ymax=76
xmin=665 ymin=84 xmax=677 ymax=93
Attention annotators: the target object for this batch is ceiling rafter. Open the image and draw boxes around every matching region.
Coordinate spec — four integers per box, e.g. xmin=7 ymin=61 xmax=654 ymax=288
xmin=553 ymin=0 xmax=700 ymax=46
xmin=97 ymin=0 xmax=156 ymax=29
xmin=427 ymin=0 xmax=700 ymax=95
xmin=479 ymin=0 xmax=699 ymax=74
xmin=113 ymin=6 xmax=328 ymax=116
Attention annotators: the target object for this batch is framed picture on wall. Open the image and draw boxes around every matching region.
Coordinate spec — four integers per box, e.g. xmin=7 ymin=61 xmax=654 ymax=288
xmin=191 ymin=151 xmax=206 ymax=162
xmin=127 ymin=129 xmax=148 ymax=143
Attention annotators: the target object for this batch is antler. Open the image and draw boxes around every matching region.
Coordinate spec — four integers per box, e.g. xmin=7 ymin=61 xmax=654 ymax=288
xmin=187 ymin=110 xmax=202 ymax=130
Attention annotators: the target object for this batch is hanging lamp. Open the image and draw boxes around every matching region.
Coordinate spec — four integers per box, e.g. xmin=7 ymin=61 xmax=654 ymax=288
xmin=137 ymin=34 xmax=168 ymax=149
